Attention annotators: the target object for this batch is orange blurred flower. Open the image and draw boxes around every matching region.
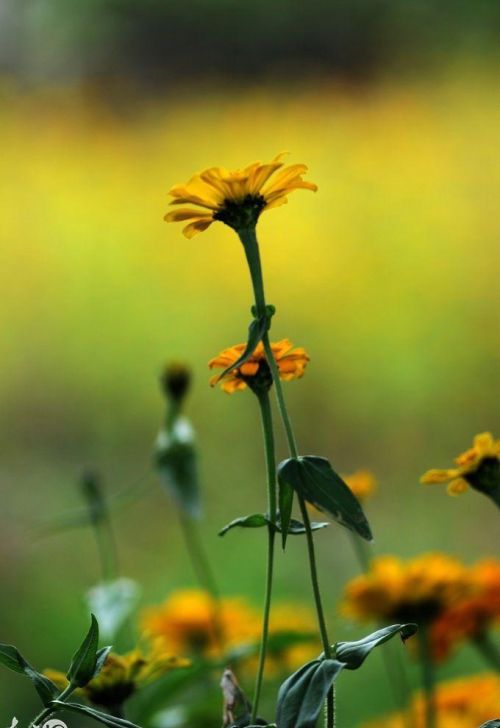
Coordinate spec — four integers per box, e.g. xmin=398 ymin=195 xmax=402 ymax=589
xmin=361 ymin=673 xmax=500 ymax=728
xmin=431 ymin=558 xmax=500 ymax=661
xmin=341 ymin=553 xmax=471 ymax=626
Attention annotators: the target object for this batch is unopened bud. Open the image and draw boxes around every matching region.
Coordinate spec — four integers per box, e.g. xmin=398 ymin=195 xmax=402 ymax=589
xmin=160 ymin=362 xmax=192 ymax=404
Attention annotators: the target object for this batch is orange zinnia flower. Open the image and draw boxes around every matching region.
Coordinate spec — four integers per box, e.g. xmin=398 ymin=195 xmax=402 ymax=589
xmin=208 ymin=339 xmax=309 ymax=394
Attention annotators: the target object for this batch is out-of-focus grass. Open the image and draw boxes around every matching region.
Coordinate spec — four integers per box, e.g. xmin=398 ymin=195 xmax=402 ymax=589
xmin=0 ymin=69 xmax=499 ymax=724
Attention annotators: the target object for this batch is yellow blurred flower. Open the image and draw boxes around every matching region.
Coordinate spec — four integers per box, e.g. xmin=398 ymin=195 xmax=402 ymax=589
xmin=45 ymin=646 xmax=188 ymax=710
xmin=420 ymin=431 xmax=500 ymax=496
xmin=431 ymin=558 xmax=500 ymax=661
xmin=208 ymin=339 xmax=309 ymax=394
xmin=361 ymin=673 xmax=500 ymax=728
xmin=341 ymin=553 xmax=471 ymax=625
xmin=165 ymin=152 xmax=317 ymax=238
xmin=265 ymin=604 xmax=318 ymax=675
xmin=140 ymin=589 xmax=260 ymax=658
xmin=344 ymin=470 xmax=377 ymax=502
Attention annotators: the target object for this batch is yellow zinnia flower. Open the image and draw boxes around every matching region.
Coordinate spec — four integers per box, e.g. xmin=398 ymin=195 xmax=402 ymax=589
xmin=341 ymin=553 xmax=471 ymax=626
xmin=361 ymin=673 xmax=500 ymax=728
xmin=44 ymin=646 xmax=188 ymax=711
xmin=420 ymin=431 xmax=500 ymax=497
xmin=208 ymin=339 xmax=309 ymax=394
xmin=165 ymin=153 xmax=317 ymax=238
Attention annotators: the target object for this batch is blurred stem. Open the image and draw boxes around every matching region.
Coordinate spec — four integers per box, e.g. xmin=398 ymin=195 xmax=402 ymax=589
xmin=418 ymin=626 xmax=436 ymax=728
xmin=251 ymin=389 xmax=278 ymax=723
xmin=178 ymin=510 xmax=225 ymax=651
xmin=93 ymin=515 xmax=119 ymax=582
xmin=473 ymin=631 xmax=500 ymax=673
xmin=348 ymin=533 xmax=414 ymax=727
xmin=166 ymin=401 xmax=225 ymax=651
xmin=238 ymin=225 xmax=334 ymax=728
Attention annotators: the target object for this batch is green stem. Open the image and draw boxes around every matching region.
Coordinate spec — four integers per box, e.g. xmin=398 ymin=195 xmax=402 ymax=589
xmin=29 ymin=684 xmax=76 ymax=728
xmin=418 ymin=626 xmax=436 ymax=728
xmin=473 ymin=631 xmax=500 ymax=672
xmin=238 ymin=225 xmax=334 ymax=728
xmin=251 ymin=389 xmax=278 ymax=723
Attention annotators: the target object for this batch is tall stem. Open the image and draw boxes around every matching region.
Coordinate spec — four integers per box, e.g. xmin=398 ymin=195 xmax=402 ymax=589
xmin=238 ymin=226 xmax=334 ymax=728
xmin=418 ymin=626 xmax=436 ymax=728
xmin=251 ymin=389 xmax=278 ymax=722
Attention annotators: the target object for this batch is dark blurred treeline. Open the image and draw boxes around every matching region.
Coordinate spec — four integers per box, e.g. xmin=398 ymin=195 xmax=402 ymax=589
xmin=1 ymin=0 xmax=500 ymax=88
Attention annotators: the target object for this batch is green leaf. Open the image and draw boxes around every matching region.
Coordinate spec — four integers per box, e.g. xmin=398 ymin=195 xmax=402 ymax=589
xmin=86 ymin=578 xmax=141 ymax=641
xmin=478 ymin=721 xmax=500 ymax=728
xmin=278 ymin=478 xmax=294 ymax=549
xmin=276 ymin=659 xmax=344 ymax=728
xmin=334 ymin=624 xmax=418 ymax=669
xmin=0 ymin=644 xmax=58 ymax=706
xmin=215 ymin=316 xmax=268 ymax=383
xmin=0 ymin=644 xmax=25 ymax=674
xmin=218 ymin=514 xmax=328 ymax=537
xmin=67 ymin=614 xmax=99 ymax=687
xmin=154 ymin=418 xmax=200 ymax=518
xmin=219 ymin=513 xmax=269 ymax=535
xmin=51 ymin=701 xmax=142 ymax=727
xmin=277 ymin=456 xmax=373 ymax=542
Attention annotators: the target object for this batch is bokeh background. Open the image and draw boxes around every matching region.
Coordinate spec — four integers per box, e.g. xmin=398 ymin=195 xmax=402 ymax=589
xmin=1 ymin=1 xmax=499 ymax=725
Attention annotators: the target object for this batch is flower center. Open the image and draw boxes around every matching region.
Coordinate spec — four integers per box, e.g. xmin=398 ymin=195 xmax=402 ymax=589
xmin=240 ymin=359 xmax=273 ymax=394
xmin=213 ymin=194 xmax=266 ymax=230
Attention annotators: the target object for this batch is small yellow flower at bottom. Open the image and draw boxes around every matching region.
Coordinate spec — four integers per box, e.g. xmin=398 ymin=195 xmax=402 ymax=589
xmin=208 ymin=339 xmax=309 ymax=394
xmin=420 ymin=431 xmax=500 ymax=497
xmin=44 ymin=647 xmax=189 ymax=710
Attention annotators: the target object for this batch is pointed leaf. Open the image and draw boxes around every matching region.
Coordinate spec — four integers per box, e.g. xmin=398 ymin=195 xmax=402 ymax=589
xmin=215 ymin=316 xmax=268 ymax=383
xmin=67 ymin=614 xmax=99 ymax=687
xmin=154 ymin=418 xmax=200 ymax=518
xmin=86 ymin=578 xmax=141 ymax=641
xmin=0 ymin=644 xmax=58 ymax=705
xmin=276 ymin=659 xmax=344 ymax=728
xmin=334 ymin=623 xmax=418 ymax=669
xmin=278 ymin=456 xmax=373 ymax=542
xmin=51 ymin=701 xmax=142 ymax=727
xmin=93 ymin=646 xmax=112 ymax=678
xmin=0 ymin=645 xmax=26 ymax=674
xmin=284 ymin=518 xmax=329 ymax=535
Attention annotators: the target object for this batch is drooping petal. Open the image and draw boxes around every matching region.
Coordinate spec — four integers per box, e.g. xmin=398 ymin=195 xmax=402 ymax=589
xmin=182 ymin=218 xmax=214 ymax=239
xmin=164 ymin=208 xmax=213 ymax=223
